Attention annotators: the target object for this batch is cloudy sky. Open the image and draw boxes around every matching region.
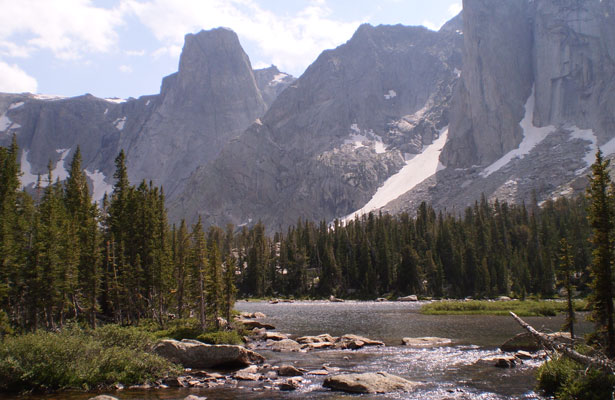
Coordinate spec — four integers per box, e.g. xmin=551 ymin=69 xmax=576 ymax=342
xmin=0 ymin=0 xmax=462 ymax=99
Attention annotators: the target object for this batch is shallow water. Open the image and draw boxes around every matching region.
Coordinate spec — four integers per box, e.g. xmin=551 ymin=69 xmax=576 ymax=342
xmin=0 ymin=301 xmax=591 ymax=400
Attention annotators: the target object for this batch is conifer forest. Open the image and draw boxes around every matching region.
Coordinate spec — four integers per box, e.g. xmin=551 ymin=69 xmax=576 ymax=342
xmin=0 ymin=136 xmax=600 ymax=333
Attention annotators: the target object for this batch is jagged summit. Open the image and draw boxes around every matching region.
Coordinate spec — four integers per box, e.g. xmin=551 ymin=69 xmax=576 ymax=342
xmin=171 ymin=22 xmax=463 ymax=229
xmin=0 ymin=26 xmax=293 ymax=201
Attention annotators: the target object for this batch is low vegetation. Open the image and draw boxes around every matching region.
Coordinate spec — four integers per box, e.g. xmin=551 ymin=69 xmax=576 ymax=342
xmin=536 ymin=351 xmax=615 ymax=400
xmin=420 ymin=299 xmax=588 ymax=317
xmin=0 ymin=324 xmax=180 ymax=393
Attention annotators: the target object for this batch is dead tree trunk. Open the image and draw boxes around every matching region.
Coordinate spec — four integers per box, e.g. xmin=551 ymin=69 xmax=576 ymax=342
xmin=509 ymin=311 xmax=615 ymax=373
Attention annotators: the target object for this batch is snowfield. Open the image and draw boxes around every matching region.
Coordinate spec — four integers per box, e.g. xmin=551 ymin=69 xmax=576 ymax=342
xmin=343 ymin=127 xmax=448 ymax=222
xmin=480 ymin=89 xmax=555 ymax=177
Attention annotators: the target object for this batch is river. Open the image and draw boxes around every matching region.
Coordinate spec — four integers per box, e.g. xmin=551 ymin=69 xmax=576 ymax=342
xmin=0 ymin=301 xmax=591 ymax=400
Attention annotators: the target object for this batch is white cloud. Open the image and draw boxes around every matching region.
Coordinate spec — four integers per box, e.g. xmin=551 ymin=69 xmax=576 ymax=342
xmin=125 ymin=49 xmax=146 ymax=56
xmin=119 ymin=64 xmax=133 ymax=73
xmin=448 ymin=3 xmax=462 ymax=16
xmin=121 ymin=0 xmax=362 ymax=76
xmin=0 ymin=62 xmax=38 ymax=93
xmin=0 ymin=0 xmax=124 ymax=60
xmin=422 ymin=20 xmax=439 ymax=31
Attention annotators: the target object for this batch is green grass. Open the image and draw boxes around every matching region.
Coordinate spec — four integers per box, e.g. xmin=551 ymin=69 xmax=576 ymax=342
xmin=0 ymin=324 xmax=180 ymax=393
xmin=420 ymin=299 xmax=588 ymax=317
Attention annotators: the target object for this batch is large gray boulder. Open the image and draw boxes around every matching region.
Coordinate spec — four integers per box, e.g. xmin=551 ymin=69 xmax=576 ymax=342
xmin=153 ymin=339 xmax=264 ymax=369
xmin=500 ymin=332 xmax=573 ymax=352
xmin=323 ymin=372 xmax=417 ymax=394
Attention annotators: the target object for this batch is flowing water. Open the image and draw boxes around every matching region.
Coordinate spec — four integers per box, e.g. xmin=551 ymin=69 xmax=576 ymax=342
xmin=0 ymin=301 xmax=592 ymax=400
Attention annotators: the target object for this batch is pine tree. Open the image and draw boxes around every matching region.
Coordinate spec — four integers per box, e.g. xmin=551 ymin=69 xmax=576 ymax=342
xmin=587 ymin=149 xmax=615 ymax=357
xmin=223 ymin=254 xmax=237 ymax=325
xmin=558 ymin=237 xmax=576 ymax=338
xmin=191 ymin=217 xmax=208 ymax=330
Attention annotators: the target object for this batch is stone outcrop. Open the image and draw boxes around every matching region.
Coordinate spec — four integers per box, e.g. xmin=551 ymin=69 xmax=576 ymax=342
xmin=152 ymin=339 xmax=264 ymax=369
xmin=323 ymin=372 xmax=417 ymax=394
xmin=0 ymin=28 xmax=292 ymax=202
xmin=170 ymin=21 xmax=463 ymax=228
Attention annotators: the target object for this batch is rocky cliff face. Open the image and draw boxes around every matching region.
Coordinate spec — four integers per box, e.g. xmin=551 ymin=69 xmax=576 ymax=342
xmin=442 ymin=0 xmax=615 ymax=168
xmin=0 ymin=28 xmax=293 ymax=200
xmin=171 ymin=22 xmax=463 ymax=228
xmin=391 ymin=0 xmax=615 ymax=217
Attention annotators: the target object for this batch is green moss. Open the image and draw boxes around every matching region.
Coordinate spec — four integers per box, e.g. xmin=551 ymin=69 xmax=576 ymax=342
xmin=420 ymin=299 xmax=587 ymax=316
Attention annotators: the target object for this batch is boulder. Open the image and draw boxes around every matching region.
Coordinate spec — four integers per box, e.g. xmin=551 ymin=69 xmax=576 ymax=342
xmin=278 ymin=377 xmax=302 ymax=391
xmin=398 ymin=295 xmax=418 ymax=302
xmin=297 ymin=334 xmax=336 ymax=344
xmin=278 ymin=364 xmax=304 ymax=377
xmin=269 ymin=338 xmax=303 ymax=352
xmin=514 ymin=350 xmax=534 ymax=360
xmin=153 ymin=339 xmax=265 ymax=368
xmin=402 ymin=337 xmax=452 ymax=347
xmin=238 ymin=319 xmax=276 ymax=330
xmin=336 ymin=334 xmax=384 ymax=349
xmin=261 ymin=331 xmax=289 ymax=341
xmin=88 ymin=396 xmax=119 ymax=400
xmin=234 ymin=365 xmax=261 ymax=381
xmin=323 ymin=372 xmax=417 ymax=394
xmin=500 ymin=332 xmax=573 ymax=352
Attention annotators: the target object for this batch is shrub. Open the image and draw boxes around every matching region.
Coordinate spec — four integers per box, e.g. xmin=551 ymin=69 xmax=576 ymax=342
xmin=0 ymin=326 xmax=179 ymax=393
xmin=154 ymin=318 xmax=202 ymax=340
xmin=537 ymin=352 xmax=615 ymax=399
xmin=197 ymin=330 xmax=244 ymax=345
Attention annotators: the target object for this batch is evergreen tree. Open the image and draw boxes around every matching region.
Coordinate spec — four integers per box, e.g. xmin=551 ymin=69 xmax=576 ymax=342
xmin=587 ymin=149 xmax=615 ymax=357
xmin=558 ymin=237 xmax=576 ymax=338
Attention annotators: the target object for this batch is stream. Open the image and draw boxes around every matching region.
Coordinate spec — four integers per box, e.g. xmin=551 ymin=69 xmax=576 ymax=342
xmin=0 ymin=301 xmax=592 ymax=400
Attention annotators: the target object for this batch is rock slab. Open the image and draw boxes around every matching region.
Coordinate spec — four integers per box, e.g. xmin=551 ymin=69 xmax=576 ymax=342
xmin=153 ymin=339 xmax=264 ymax=369
xmin=323 ymin=372 xmax=417 ymax=394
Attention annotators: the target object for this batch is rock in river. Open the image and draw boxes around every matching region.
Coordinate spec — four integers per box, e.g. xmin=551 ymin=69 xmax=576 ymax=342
xmin=153 ymin=339 xmax=264 ymax=368
xmin=323 ymin=372 xmax=417 ymax=394
xmin=500 ymin=332 xmax=573 ymax=352
xmin=402 ymin=337 xmax=452 ymax=347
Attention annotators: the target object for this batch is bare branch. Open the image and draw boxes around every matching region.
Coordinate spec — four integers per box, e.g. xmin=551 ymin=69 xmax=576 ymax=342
xmin=509 ymin=311 xmax=615 ymax=373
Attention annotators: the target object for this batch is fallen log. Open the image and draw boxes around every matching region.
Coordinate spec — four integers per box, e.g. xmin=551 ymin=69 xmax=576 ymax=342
xmin=509 ymin=311 xmax=615 ymax=373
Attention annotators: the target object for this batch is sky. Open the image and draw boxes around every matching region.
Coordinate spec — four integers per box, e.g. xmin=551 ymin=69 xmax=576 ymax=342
xmin=0 ymin=0 xmax=462 ymax=99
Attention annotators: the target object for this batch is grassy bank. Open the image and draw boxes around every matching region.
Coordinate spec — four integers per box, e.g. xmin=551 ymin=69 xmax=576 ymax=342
xmin=420 ymin=299 xmax=588 ymax=317
xmin=0 ymin=318 xmax=246 ymax=393
xmin=0 ymin=324 xmax=180 ymax=393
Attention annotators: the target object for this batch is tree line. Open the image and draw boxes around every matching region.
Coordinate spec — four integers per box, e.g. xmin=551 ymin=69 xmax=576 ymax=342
xmin=0 ymin=137 xmax=611 ymax=346
xmin=0 ymin=137 xmax=236 ymax=332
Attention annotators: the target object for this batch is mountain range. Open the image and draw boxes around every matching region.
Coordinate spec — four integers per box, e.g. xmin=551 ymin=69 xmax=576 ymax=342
xmin=1 ymin=0 xmax=614 ymax=230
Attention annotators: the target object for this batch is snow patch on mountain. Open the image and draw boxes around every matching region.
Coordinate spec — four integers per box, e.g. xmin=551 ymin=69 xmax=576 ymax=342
xmin=20 ymin=150 xmax=38 ymax=188
xmin=343 ymin=127 xmax=449 ymax=222
xmin=0 ymin=114 xmax=12 ymax=131
xmin=51 ymin=148 xmax=71 ymax=182
xmin=480 ymin=89 xmax=555 ymax=177
xmin=269 ymin=73 xmax=289 ymax=86
xmin=114 ymin=117 xmax=126 ymax=130
xmin=345 ymin=124 xmax=386 ymax=153
xmin=9 ymin=102 xmax=24 ymax=110
xmin=105 ymin=97 xmax=126 ymax=104
xmin=31 ymin=94 xmax=66 ymax=101
xmin=384 ymin=90 xmax=397 ymax=99
xmin=85 ymin=169 xmax=114 ymax=202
